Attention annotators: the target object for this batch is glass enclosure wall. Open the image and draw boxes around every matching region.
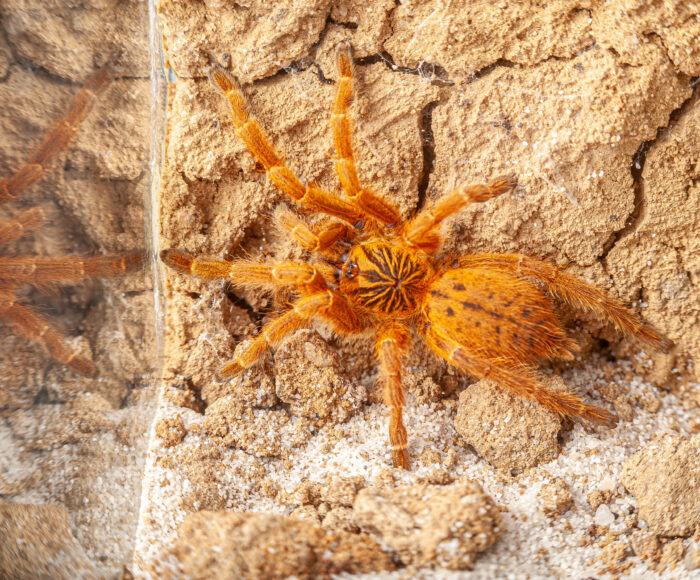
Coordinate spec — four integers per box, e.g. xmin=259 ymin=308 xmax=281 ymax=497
xmin=0 ymin=1 xmax=162 ymax=577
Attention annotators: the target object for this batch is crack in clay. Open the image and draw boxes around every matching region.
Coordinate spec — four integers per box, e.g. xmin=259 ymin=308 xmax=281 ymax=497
xmin=328 ymin=18 xmax=358 ymax=31
xmin=601 ymin=79 xmax=699 ymax=263
xmin=356 ymin=51 xmax=454 ymax=87
xmin=224 ymin=283 xmax=265 ymax=327
xmin=417 ymin=100 xmax=440 ymax=212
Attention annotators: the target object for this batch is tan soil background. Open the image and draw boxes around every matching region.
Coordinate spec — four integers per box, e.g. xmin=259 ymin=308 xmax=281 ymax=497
xmin=1 ymin=0 xmax=700 ymax=579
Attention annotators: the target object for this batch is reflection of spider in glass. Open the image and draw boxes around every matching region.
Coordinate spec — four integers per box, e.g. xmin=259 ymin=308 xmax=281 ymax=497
xmin=162 ymin=43 xmax=671 ymax=469
xmin=0 ymin=70 xmax=143 ymax=376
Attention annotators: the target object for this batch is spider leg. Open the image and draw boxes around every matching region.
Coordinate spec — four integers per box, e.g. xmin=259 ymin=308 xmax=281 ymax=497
xmin=458 ymin=253 xmax=672 ymax=352
xmin=1 ymin=251 xmax=144 ymax=287
xmin=376 ymin=324 xmax=411 ymax=469
xmin=0 ymin=207 xmax=47 ymax=249
xmin=332 ymin=42 xmax=401 ymax=226
xmin=218 ymin=290 xmax=361 ymax=379
xmin=209 ymin=65 xmax=363 ymax=226
xmin=424 ymin=326 xmax=616 ymax=426
xmin=0 ymin=69 xmax=110 ymax=205
xmin=402 ymin=177 xmax=516 ymax=251
xmin=161 ymin=248 xmax=332 ymax=295
xmin=0 ymin=293 xmax=96 ymax=376
xmin=274 ymin=206 xmax=352 ymax=253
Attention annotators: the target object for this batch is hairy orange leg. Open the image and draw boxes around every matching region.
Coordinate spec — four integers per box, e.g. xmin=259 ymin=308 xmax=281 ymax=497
xmin=458 ymin=253 xmax=671 ymax=352
xmin=424 ymin=326 xmax=616 ymax=426
xmin=2 ymin=251 xmax=144 ymax=286
xmin=275 ymin=207 xmax=351 ymax=252
xmin=332 ymin=42 xmax=401 ymax=226
xmin=161 ymin=248 xmax=331 ymax=294
xmin=0 ymin=293 xmax=96 ymax=376
xmin=209 ymin=65 xmax=363 ymax=226
xmin=402 ymin=177 xmax=516 ymax=251
xmin=377 ymin=324 xmax=411 ymax=469
xmin=0 ymin=69 xmax=110 ymax=205
xmin=218 ymin=290 xmax=361 ymax=379
xmin=0 ymin=207 xmax=47 ymax=248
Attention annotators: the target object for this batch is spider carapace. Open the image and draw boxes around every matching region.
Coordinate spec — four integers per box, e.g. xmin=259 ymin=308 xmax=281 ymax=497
xmin=341 ymin=240 xmax=432 ymax=314
xmin=161 ymin=42 xmax=671 ymax=469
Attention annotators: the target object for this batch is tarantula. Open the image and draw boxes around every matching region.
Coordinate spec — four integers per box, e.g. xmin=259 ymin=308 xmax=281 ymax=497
xmin=162 ymin=43 xmax=669 ymax=469
xmin=0 ymin=69 xmax=143 ymax=377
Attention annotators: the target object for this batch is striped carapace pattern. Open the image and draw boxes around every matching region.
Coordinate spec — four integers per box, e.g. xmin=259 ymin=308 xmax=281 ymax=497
xmin=348 ymin=243 xmax=429 ymax=315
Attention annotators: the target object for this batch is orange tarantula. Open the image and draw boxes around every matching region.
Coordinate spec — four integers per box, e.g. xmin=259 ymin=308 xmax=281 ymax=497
xmin=161 ymin=43 xmax=670 ymax=469
xmin=0 ymin=69 xmax=143 ymax=376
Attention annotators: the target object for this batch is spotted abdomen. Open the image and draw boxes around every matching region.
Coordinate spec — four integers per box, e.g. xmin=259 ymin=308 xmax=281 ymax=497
xmin=426 ymin=268 xmax=577 ymax=362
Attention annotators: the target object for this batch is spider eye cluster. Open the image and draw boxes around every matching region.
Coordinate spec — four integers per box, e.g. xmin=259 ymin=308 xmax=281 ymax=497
xmin=344 ymin=261 xmax=359 ymax=279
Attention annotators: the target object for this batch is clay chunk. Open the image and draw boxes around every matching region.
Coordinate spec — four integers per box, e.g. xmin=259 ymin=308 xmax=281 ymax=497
xmin=621 ymin=434 xmax=700 ymax=537
xmin=455 ymin=378 xmax=564 ymax=473
xmin=153 ymin=511 xmax=394 ymax=579
xmin=353 ymin=480 xmax=502 ymax=570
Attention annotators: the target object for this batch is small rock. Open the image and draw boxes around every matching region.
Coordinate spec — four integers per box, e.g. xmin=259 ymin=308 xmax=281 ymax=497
xmin=540 ymin=478 xmax=574 ymax=517
xmin=594 ymin=504 xmax=615 ymax=527
xmin=454 ymin=378 xmax=563 ymax=473
xmin=621 ymin=434 xmax=700 ymax=536
xmin=353 ymin=480 xmax=501 ymax=570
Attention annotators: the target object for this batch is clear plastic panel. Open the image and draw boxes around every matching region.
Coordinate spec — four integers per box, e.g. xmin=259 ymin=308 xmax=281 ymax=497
xmin=0 ymin=1 xmax=164 ymax=577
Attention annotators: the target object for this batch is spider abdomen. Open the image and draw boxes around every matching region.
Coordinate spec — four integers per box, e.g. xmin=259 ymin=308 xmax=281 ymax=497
xmin=343 ymin=242 xmax=430 ymax=315
xmin=426 ymin=268 xmax=578 ymax=363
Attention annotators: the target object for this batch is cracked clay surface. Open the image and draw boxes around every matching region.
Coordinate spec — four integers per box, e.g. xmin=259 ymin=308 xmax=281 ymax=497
xmin=142 ymin=1 xmax=700 ymax=578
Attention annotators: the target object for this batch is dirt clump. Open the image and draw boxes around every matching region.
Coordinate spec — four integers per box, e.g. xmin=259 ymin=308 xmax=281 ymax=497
xmin=0 ymin=500 xmax=98 ymax=580
xmin=274 ymin=329 xmax=368 ymax=425
xmin=202 ymin=394 xmax=306 ymax=457
xmin=587 ymin=488 xmax=613 ymax=512
xmin=319 ymin=474 xmax=366 ymax=507
xmin=621 ymin=433 xmax=700 ymax=537
xmin=629 ymin=530 xmax=662 ymax=566
xmin=659 ymin=538 xmax=686 ymax=571
xmin=353 ymin=480 xmax=501 ymax=570
xmin=155 ymin=414 xmax=187 ymax=448
xmin=454 ymin=377 xmax=566 ymax=472
xmin=540 ymin=477 xmax=574 ymax=518
xmin=152 ymin=510 xmax=395 ymax=579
